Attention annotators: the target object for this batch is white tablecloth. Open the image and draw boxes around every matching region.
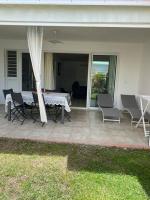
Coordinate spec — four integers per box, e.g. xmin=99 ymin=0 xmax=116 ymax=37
xmin=139 ymin=95 xmax=150 ymax=102
xmin=5 ymin=91 xmax=71 ymax=112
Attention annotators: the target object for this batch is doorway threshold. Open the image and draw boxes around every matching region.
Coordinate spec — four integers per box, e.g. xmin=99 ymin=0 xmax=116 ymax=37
xmin=71 ymin=107 xmax=87 ymax=110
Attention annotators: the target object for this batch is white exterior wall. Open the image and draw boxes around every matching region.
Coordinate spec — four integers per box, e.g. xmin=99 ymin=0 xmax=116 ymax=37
xmin=0 ymin=38 xmax=143 ymax=109
xmin=0 ymin=39 xmax=42 ymax=104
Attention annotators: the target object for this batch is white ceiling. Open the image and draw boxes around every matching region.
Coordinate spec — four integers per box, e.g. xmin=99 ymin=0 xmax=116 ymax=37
xmin=0 ymin=25 xmax=150 ymax=43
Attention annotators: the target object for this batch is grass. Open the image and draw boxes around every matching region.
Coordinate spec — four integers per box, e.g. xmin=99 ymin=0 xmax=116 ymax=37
xmin=0 ymin=138 xmax=150 ymax=200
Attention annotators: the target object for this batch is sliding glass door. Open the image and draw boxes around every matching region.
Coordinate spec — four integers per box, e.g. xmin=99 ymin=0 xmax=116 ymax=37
xmin=90 ymin=55 xmax=117 ymax=107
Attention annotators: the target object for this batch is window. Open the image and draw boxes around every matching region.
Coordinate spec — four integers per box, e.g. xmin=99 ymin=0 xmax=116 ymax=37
xmin=7 ymin=51 xmax=17 ymax=77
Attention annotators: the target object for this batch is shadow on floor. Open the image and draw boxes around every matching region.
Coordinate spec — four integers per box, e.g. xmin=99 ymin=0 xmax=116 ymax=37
xmin=0 ymin=137 xmax=150 ymax=198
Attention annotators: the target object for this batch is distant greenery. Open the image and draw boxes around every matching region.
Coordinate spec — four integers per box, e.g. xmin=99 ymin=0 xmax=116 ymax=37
xmin=91 ymin=72 xmax=107 ymax=100
xmin=0 ymin=138 xmax=150 ymax=200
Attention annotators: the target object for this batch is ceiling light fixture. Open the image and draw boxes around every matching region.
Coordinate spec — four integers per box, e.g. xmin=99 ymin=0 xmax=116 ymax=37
xmin=48 ymin=30 xmax=63 ymax=44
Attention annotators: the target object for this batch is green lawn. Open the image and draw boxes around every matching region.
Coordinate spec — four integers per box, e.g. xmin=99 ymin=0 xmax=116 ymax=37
xmin=0 ymin=138 xmax=150 ymax=200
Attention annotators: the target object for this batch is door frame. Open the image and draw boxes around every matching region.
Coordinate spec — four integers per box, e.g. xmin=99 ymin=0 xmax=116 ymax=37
xmin=50 ymin=51 xmax=90 ymax=110
xmin=87 ymin=52 xmax=120 ymax=110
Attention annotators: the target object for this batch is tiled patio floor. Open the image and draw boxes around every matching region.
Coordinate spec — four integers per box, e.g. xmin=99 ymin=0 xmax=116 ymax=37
xmin=0 ymin=106 xmax=149 ymax=149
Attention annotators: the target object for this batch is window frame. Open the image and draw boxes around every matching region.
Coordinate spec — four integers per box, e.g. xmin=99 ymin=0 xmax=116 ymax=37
xmin=6 ymin=50 xmax=17 ymax=78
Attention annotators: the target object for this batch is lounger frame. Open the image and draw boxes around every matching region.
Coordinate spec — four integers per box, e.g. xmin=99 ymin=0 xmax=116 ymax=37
xmin=123 ymin=108 xmax=149 ymax=126
xmin=98 ymin=104 xmax=121 ymax=123
xmin=121 ymin=94 xmax=150 ymax=126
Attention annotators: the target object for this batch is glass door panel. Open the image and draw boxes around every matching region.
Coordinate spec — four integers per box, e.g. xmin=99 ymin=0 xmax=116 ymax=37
xmin=22 ymin=53 xmax=36 ymax=91
xmin=90 ymin=55 xmax=117 ymax=107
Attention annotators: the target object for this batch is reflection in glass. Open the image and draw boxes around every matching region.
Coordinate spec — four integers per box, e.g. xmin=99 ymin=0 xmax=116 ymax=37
xmin=90 ymin=55 xmax=117 ymax=107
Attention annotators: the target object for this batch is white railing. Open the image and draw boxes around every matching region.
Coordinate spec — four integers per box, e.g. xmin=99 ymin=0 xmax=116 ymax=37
xmin=0 ymin=0 xmax=149 ymax=6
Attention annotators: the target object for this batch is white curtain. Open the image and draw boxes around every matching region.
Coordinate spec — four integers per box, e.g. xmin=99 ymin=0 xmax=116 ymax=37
xmin=108 ymin=55 xmax=117 ymax=99
xmin=44 ymin=53 xmax=55 ymax=90
xmin=27 ymin=26 xmax=47 ymax=123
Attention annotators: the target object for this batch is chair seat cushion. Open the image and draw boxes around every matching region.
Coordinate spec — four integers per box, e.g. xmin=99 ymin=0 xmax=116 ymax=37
xmin=102 ymin=108 xmax=120 ymax=119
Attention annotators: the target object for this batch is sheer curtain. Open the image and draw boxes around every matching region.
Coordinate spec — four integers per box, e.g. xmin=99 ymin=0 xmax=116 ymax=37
xmin=44 ymin=53 xmax=55 ymax=90
xmin=108 ymin=56 xmax=117 ymax=98
xmin=27 ymin=26 xmax=47 ymax=123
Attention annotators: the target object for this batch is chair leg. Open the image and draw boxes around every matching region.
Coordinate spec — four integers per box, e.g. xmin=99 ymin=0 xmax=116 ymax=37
xmin=65 ymin=111 xmax=71 ymax=122
xmin=29 ymin=106 xmax=40 ymax=123
xmin=131 ymin=118 xmax=133 ymax=126
xmin=4 ymin=113 xmax=8 ymax=118
xmin=11 ymin=108 xmax=26 ymax=125
xmin=103 ymin=115 xmax=105 ymax=123
xmin=21 ymin=118 xmax=26 ymax=125
xmin=41 ymin=122 xmax=45 ymax=127
xmin=12 ymin=110 xmax=20 ymax=122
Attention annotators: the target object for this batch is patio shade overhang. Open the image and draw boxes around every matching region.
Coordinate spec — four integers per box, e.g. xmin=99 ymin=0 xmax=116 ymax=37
xmin=0 ymin=3 xmax=150 ymax=27
xmin=1 ymin=0 xmax=150 ymax=6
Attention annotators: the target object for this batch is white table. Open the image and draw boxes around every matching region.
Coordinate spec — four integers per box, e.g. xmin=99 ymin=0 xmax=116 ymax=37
xmin=6 ymin=91 xmax=71 ymax=123
xmin=136 ymin=95 xmax=150 ymax=146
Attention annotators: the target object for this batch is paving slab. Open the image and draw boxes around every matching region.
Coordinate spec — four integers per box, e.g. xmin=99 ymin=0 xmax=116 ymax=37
xmin=0 ymin=106 xmax=149 ymax=149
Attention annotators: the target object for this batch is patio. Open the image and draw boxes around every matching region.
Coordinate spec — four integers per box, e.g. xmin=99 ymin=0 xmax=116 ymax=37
xmin=0 ymin=105 xmax=149 ymax=149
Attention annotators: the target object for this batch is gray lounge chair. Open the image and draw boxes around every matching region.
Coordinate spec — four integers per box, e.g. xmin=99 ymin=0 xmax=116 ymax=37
xmin=97 ymin=94 xmax=121 ymax=123
xmin=121 ymin=94 xmax=150 ymax=125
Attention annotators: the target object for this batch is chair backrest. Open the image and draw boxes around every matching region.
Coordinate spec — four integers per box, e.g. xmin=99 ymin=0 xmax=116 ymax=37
xmin=3 ymin=88 xmax=13 ymax=99
xmin=32 ymin=92 xmax=46 ymax=106
xmin=72 ymin=81 xmax=80 ymax=90
xmin=32 ymin=92 xmax=39 ymax=104
xmin=11 ymin=92 xmax=24 ymax=107
xmin=97 ymin=94 xmax=113 ymax=108
xmin=121 ymin=94 xmax=139 ymax=109
xmin=42 ymin=93 xmax=46 ymax=106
